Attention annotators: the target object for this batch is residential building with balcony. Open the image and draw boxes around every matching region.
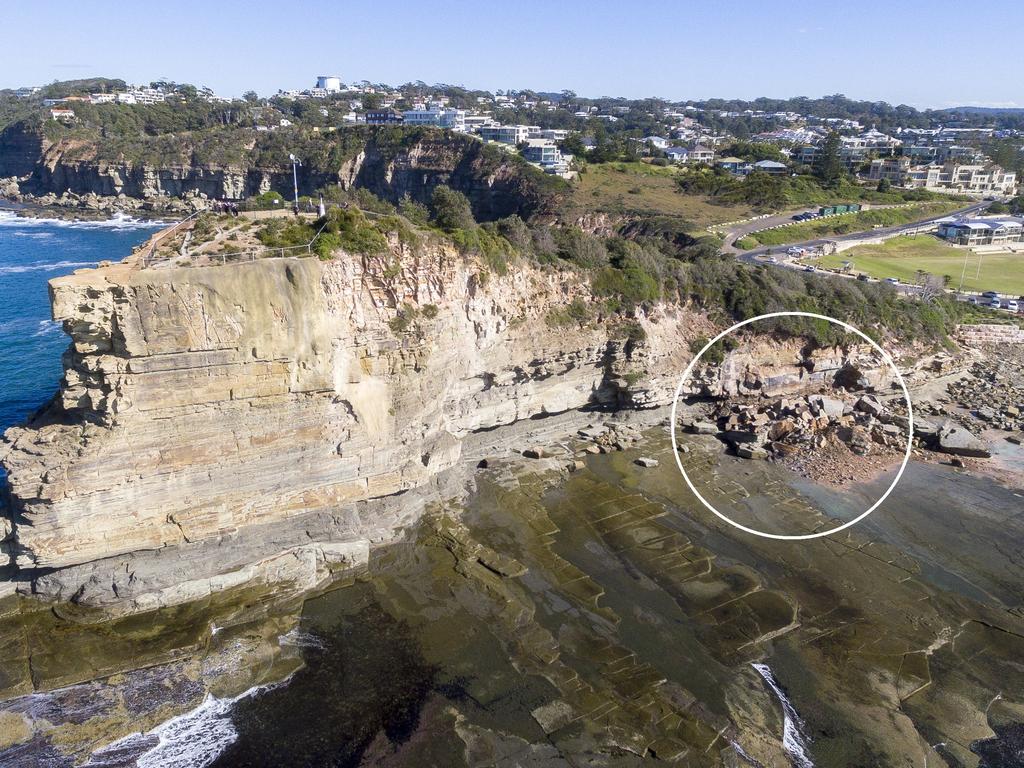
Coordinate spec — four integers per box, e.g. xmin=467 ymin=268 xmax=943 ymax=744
xmin=477 ymin=124 xmax=531 ymax=145
xmin=937 ymin=218 xmax=1024 ymax=245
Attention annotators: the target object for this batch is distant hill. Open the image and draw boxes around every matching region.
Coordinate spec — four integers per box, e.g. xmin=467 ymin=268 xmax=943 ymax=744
xmin=940 ymin=106 xmax=1024 ymax=115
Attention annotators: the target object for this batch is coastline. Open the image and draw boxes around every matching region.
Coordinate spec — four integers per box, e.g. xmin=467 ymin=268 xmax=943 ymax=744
xmin=0 ymin=197 xmax=175 ymax=225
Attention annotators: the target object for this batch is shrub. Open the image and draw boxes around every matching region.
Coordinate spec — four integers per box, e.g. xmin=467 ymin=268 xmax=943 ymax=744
xmin=430 ymin=185 xmax=476 ymax=232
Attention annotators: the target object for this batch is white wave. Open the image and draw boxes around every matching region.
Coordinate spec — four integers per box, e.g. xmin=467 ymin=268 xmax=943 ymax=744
xmin=11 ymin=231 xmax=55 ymax=239
xmin=0 ymin=209 xmax=170 ymax=231
xmin=0 ymin=259 xmax=99 ymax=274
xmin=33 ymin=320 xmax=62 ymax=337
xmin=88 ymin=657 xmax=300 ymax=768
xmin=280 ymin=627 xmax=326 ymax=650
xmin=752 ymin=663 xmax=815 ymax=768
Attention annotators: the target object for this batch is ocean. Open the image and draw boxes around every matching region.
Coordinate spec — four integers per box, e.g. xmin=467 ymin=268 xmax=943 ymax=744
xmin=0 ymin=209 xmax=167 ymax=433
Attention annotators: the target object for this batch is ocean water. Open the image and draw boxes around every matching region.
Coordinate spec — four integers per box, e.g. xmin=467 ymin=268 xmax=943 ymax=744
xmin=0 ymin=210 xmax=167 ymax=432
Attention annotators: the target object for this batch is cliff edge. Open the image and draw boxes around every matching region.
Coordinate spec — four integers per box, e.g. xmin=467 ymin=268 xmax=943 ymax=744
xmin=0 ymin=234 xmax=710 ymax=609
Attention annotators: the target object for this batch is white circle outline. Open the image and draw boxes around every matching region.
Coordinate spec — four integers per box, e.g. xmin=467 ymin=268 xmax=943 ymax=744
xmin=669 ymin=311 xmax=914 ymax=540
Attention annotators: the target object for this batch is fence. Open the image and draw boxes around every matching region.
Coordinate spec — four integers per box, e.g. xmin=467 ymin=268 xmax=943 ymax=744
xmin=141 ymin=208 xmax=206 ymax=267
xmin=141 ymin=210 xmax=339 ymax=268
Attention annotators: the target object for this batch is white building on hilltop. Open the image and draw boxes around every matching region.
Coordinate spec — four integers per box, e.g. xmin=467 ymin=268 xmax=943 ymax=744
xmin=316 ymin=75 xmax=343 ymax=93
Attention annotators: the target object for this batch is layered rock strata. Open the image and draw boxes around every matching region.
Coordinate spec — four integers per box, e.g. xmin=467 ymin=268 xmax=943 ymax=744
xmin=0 ymin=237 xmax=708 ymax=607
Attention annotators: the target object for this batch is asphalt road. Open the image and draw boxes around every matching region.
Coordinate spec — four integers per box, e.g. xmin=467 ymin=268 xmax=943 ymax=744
xmin=735 ymin=201 xmax=990 ymax=266
xmin=727 ymin=201 xmax=1024 ymax=313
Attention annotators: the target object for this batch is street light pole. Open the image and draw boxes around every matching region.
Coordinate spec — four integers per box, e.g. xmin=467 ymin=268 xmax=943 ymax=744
xmin=289 ymin=153 xmax=301 ymax=214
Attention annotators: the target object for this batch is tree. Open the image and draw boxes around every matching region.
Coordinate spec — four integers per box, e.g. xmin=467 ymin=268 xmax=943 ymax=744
xmin=741 ymin=171 xmax=786 ymax=209
xmin=876 ymin=177 xmax=891 ymax=193
xmin=361 ymin=93 xmax=383 ymax=110
xmin=243 ymin=90 xmax=259 ymax=103
xmin=429 ymin=186 xmax=476 ymax=232
xmin=814 ymin=132 xmax=846 ymax=187
xmin=560 ymin=133 xmax=586 ymax=159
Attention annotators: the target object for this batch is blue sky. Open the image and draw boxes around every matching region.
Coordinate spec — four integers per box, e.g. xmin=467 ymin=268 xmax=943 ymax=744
xmin=7 ymin=0 xmax=1023 ymax=109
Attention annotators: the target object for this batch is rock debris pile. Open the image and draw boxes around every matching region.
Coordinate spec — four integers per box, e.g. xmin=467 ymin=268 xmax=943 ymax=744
xmin=682 ymin=392 xmax=908 ymax=485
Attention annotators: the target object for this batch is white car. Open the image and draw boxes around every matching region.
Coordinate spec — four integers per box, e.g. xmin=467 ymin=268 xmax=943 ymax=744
xmin=786 ymin=246 xmax=806 ymax=256
xmin=967 ymin=296 xmax=979 ymax=304
xmin=990 ymin=298 xmax=1002 ymax=309
xmin=885 ymin=277 xmax=899 ymax=285
xmin=1004 ymin=300 xmax=1020 ymax=312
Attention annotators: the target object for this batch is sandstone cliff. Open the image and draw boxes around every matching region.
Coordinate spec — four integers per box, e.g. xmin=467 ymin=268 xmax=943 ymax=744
xmin=0 ymin=236 xmax=708 ymax=609
xmin=4 ymin=124 xmax=562 ymax=221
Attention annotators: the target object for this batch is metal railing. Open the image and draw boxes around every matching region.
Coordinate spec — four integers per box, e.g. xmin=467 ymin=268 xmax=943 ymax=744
xmin=141 ymin=211 xmax=334 ymax=269
xmin=141 ymin=207 xmax=207 ymax=267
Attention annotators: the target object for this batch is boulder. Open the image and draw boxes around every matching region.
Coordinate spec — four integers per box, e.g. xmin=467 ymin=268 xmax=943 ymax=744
xmin=811 ymin=395 xmax=845 ymax=419
xmin=855 ymin=395 xmax=884 ymax=417
xmin=737 ymin=445 xmax=769 ymax=460
xmin=634 ymin=457 xmax=659 ymax=468
xmin=768 ymin=419 xmax=797 ymax=441
xmin=523 ymin=447 xmax=547 ymax=459
xmin=937 ymin=423 xmax=990 ymax=458
xmin=685 ymin=420 xmax=718 ymax=435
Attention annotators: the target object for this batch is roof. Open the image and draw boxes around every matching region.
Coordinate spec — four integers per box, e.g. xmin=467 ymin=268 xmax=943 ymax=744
xmin=716 ymin=156 xmax=746 ymax=164
xmin=753 ymin=160 xmax=787 ymax=168
xmin=949 ymin=218 xmax=1024 ymax=231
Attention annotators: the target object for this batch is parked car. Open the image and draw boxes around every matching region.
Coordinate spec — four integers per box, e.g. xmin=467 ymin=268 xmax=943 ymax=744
xmin=787 ymin=246 xmax=806 ymax=256
xmin=966 ymin=296 xmax=979 ymax=304
xmin=989 ymin=298 xmax=1002 ymax=309
xmin=885 ymin=277 xmax=899 ymax=285
xmin=1004 ymin=300 xmax=1020 ymax=312
xmin=803 ymin=265 xmax=815 ymax=272
xmin=856 ymin=273 xmax=869 ymax=282
xmin=981 ymin=290 xmax=999 ymax=298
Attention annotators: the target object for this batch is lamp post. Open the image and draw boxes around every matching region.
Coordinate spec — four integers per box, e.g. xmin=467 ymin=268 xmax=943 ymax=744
xmin=289 ymin=153 xmax=301 ymax=214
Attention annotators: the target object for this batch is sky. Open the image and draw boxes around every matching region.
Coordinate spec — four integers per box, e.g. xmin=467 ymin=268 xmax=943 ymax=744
xmin=7 ymin=0 xmax=1023 ymax=109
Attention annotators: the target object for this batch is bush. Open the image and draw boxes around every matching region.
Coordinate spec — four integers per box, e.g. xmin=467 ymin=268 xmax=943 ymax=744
xmin=319 ymin=207 xmax=388 ymax=255
xmin=545 ymin=298 xmax=591 ymax=327
xmin=591 ymin=257 xmax=661 ymax=310
xmin=430 ymin=185 xmax=476 ymax=232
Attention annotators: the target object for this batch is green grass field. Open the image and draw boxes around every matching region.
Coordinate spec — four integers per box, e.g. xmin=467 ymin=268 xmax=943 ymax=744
xmin=818 ymin=235 xmax=1024 ymax=295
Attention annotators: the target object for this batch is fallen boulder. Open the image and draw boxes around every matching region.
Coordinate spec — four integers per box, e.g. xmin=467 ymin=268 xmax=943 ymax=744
xmin=634 ymin=457 xmax=659 ymax=468
xmin=737 ymin=445 xmax=769 ymax=460
xmin=685 ymin=420 xmax=719 ymax=435
xmin=937 ymin=423 xmax=990 ymax=458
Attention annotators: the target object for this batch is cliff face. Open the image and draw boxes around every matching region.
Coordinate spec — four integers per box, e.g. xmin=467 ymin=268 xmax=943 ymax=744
xmin=0 ymin=238 xmax=705 ymax=606
xmin=0 ymin=123 xmax=43 ymax=178
xmin=684 ymin=336 xmax=892 ymax=398
xmin=8 ymin=125 xmax=560 ymax=221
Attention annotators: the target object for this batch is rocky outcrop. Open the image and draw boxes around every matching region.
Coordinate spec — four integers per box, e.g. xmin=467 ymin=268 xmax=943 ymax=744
xmin=683 ymin=336 xmax=891 ymax=399
xmin=0 ymin=236 xmax=704 ymax=607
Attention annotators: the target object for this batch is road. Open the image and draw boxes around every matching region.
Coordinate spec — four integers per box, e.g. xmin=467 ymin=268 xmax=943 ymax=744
xmin=724 ymin=201 xmax=1024 ymax=310
xmin=733 ymin=201 xmax=989 ymax=266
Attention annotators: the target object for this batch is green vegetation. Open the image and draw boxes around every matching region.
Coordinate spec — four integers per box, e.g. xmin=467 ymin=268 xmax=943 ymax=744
xmin=820 ymin=236 xmax=1024 ymax=295
xmin=679 ymin=166 xmax=957 ymax=212
xmin=814 ymin=132 xmax=846 ymax=187
xmin=750 ymin=202 xmax=963 ymax=246
xmin=734 ymin=236 xmax=758 ymax=250
xmin=564 ymin=161 xmax=755 ymax=230
xmin=545 ymin=298 xmax=592 ymax=328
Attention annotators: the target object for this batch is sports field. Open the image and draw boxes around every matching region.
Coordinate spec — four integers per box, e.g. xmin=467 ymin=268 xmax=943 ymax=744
xmin=818 ymin=235 xmax=1024 ymax=295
